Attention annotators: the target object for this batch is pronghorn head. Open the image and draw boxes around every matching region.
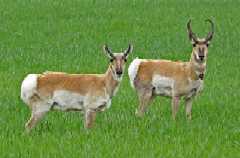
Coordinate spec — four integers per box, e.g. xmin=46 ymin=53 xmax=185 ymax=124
xmin=103 ymin=44 xmax=133 ymax=80
xmin=187 ymin=19 xmax=214 ymax=63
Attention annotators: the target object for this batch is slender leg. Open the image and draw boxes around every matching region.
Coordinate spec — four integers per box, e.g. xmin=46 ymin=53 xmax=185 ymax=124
xmin=171 ymin=96 xmax=180 ymax=120
xmin=185 ymin=98 xmax=193 ymax=120
xmin=25 ymin=103 xmax=50 ymax=133
xmin=136 ymin=87 xmax=153 ymax=117
xmin=25 ymin=111 xmax=47 ymax=133
xmin=84 ymin=109 xmax=97 ymax=129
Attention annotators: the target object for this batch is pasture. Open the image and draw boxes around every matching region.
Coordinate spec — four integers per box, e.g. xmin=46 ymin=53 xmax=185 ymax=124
xmin=0 ymin=0 xmax=239 ymax=157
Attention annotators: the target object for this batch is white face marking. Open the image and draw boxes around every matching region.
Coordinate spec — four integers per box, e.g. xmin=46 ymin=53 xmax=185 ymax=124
xmin=152 ymin=75 xmax=174 ymax=96
xmin=194 ymin=52 xmax=200 ymax=60
xmin=112 ymin=72 xmax=123 ymax=82
xmin=110 ymin=53 xmax=126 ymax=81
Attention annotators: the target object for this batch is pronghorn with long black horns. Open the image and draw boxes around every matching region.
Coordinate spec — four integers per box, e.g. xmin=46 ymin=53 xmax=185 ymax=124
xmin=21 ymin=44 xmax=133 ymax=132
xmin=128 ymin=19 xmax=214 ymax=120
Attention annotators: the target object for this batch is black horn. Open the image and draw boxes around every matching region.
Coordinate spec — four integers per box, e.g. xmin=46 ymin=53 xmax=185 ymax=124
xmin=205 ymin=19 xmax=214 ymax=42
xmin=124 ymin=44 xmax=133 ymax=58
xmin=103 ymin=44 xmax=114 ymax=59
xmin=187 ymin=19 xmax=198 ymax=43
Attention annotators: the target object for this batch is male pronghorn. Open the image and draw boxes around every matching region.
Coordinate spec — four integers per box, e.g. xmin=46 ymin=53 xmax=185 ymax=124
xmin=128 ymin=20 xmax=214 ymax=120
xmin=21 ymin=44 xmax=133 ymax=132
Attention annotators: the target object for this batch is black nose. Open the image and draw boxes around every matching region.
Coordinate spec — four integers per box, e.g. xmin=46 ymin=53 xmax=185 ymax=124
xmin=116 ymin=71 xmax=122 ymax=75
xmin=199 ymin=56 xmax=204 ymax=61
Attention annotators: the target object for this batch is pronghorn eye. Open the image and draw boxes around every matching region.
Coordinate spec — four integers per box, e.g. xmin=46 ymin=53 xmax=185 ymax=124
xmin=110 ymin=58 xmax=114 ymax=62
xmin=192 ymin=43 xmax=196 ymax=47
xmin=122 ymin=56 xmax=127 ymax=62
xmin=206 ymin=43 xmax=209 ymax=47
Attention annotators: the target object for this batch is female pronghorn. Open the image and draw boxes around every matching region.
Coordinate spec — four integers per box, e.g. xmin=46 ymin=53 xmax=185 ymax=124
xmin=21 ymin=44 xmax=133 ymax=132
xmin=128 ymin=20 xmax=214 ymax=120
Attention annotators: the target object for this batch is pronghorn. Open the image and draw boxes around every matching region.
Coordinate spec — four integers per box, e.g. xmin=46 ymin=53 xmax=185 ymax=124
xmin=21 ymin=44 xmax=133 ymax=132
xmin=128 ymin=20 xmax=214 ymax=120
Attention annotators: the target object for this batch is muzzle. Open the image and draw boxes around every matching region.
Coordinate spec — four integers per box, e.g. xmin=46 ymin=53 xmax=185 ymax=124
xmin=199 ymin=73 xmax=204 ymax=80
xmin=116 ymin=71 xmax=123 ymax=75
xmin=199 ymin=55 xmax=205 ymax=61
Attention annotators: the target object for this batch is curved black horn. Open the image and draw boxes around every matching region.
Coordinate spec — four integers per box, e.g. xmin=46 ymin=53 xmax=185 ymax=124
xmin=124 ymin=44 xmax=133 ymax=58
xmin=187 ymin=19 xmax=198 ymax=43
xmin=103 ymin=44 xmax=114 ymax=58
xmin=205 ymin=19 xmax=214 ymax=42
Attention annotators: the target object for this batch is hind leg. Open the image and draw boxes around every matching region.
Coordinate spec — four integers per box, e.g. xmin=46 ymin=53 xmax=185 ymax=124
xmin=135 ymin=86 xmax=154 ymax=117
xmin=25 ymin=111 xmax=47 ymax=133
xmin=25 ymin=102 xmax=51 ymax=133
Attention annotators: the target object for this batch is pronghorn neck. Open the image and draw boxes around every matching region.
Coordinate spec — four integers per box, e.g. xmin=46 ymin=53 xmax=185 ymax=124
xmin=104 ymin=65 xmax=121 ymax=98
xmin=189 ymin=51 xmax=207 ymax=80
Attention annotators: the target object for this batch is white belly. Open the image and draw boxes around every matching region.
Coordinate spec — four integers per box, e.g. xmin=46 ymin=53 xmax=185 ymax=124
xmin=50 ymin=90 xmax=111 ymax=111
xmin=152 ymin=75 xmax=174 ymax=97
xmin=51 ymin=90 xmax=85 ymax=111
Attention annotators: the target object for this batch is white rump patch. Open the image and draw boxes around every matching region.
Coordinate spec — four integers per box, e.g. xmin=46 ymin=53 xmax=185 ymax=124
xmin=152 ymin=75 xmax=174 ymax=96
xmin=21 ymin=74 xmax=38 ymax=104
xmin=128 ymin=58 xmax=144 ymax=88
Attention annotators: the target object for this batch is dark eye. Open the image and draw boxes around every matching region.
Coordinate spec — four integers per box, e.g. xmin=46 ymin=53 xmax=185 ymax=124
xmin=110 ymin=58 xmax=114 ymax=62
xmin=192 ymin=43 xmax=196 ymax=47
xmin=206 ymin=43 xmax=209 ymax=47
xmin=122 ymin=57 xmax=127 ymax=62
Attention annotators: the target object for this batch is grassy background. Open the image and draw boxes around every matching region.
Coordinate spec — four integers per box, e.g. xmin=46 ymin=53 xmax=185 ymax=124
xmin=0 ymin=0 xmax=239 ymax=157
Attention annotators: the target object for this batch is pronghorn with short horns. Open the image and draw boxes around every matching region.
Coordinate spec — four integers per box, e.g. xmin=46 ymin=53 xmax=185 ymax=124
xmin=21 ymin=44 xmax=133 ymax=132
xmin=128 ymin=20 xmax=214 ymax=120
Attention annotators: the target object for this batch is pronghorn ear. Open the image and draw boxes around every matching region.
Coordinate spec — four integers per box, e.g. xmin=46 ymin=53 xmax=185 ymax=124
xmin=103 ymin=44 xmax=114 ymax=59
xmin=124 ymin=44 xmax=133 ymax=59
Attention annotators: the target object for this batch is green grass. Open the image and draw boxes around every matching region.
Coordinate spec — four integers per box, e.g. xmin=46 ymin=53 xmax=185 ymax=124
xmin=0 ymin=0 xmax=239 ymax=157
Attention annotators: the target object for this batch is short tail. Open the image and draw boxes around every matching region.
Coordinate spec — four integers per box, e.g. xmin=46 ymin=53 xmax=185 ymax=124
xmin=21 ymin=74 xmax=38 ymax=104
xmin=128 ymin=58 xmax=143 ymax=88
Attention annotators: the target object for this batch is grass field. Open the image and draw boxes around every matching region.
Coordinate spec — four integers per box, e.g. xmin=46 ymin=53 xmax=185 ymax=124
xmin=0 ymin=0 xmax=239 ymax=157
